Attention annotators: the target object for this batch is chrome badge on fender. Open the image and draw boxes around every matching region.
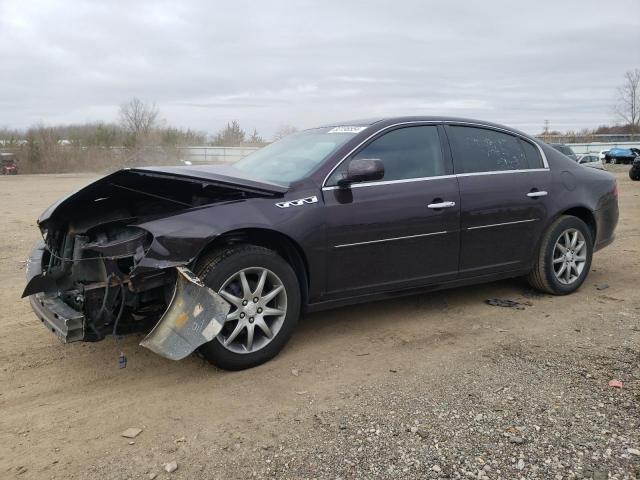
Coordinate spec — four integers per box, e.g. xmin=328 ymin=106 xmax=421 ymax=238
xmin=275 ymin=196 xmax=318 ymax=208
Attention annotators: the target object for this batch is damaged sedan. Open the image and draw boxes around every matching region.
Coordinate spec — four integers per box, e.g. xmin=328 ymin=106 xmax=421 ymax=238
xmin=24 ymin=117 xmax=619 ymax=370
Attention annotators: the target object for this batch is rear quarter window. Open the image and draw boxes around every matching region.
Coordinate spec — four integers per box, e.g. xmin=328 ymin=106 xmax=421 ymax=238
xmin=519 ymin=139 xmax=544 ymax=169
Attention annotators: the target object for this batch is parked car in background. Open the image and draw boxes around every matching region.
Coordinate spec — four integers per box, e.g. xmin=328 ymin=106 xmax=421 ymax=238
xmin=1 ymin=153 xmax=18 ymax=175
xmin=599 ymin=150 xmax=610 ymax=161
xmin=550 ymin=144 xmax=578 ymax=161
xmin=23 ymin=117 xmax=619 ymax=370
xmin=604 ymin=148 xmax=639 ymax=165
xmin=630 ymin=156 xmax=640 ymax=181
xmin=577 ymin=154 xmax=605 ymax=170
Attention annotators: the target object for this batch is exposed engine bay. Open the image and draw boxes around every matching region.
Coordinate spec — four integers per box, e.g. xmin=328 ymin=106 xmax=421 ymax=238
xmin=23 ymin=167 xmax=286 ymax=358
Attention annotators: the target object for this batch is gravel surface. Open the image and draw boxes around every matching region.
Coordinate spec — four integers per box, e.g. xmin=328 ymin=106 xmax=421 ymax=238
xmin=1 ymin=166 xmax=639 ymax=479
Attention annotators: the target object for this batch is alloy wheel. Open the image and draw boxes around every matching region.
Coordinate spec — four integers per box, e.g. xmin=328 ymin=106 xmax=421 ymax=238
xmin=552 ymin=228 xmax=587 ymax=285
xmin=216 ymin=267 xmax=287 ymax=354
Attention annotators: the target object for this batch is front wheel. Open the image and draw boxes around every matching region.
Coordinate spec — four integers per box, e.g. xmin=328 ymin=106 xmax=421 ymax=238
xmin=630 ymin=167 xmax=640 ymax=181
xmin=527 ymin=215 xmax=593 ymax=295
xmin=195 ymin=244 xmax=300 ymax=370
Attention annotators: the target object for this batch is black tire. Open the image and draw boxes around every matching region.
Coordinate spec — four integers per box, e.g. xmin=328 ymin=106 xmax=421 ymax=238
xmin=630 ymin=168 xmax=640 ymax=181
xmin=195 ymin=244 xmax=300 ymax=370
xmin=527 ymin=215 xmax=593 ymax=295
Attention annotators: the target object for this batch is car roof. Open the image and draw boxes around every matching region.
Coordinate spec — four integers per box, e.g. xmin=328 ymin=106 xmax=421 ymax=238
xmin=315 ymin=116 xmax=535 ymax=140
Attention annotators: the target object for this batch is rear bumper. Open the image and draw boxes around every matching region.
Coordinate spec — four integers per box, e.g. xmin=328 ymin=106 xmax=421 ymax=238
xmin=594 ymin=200 xmax=619 ymax=252
xmin=25 ymin=241 xmax=85 ymax=343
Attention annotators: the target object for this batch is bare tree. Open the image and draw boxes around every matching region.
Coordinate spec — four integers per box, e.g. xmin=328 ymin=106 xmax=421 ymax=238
xmin=614 ymin=68 xmax=640 ymax=138
xmin=273 ymin=124 xmax=298 ymax=141
xmin=119 ymin=98 xmax=159 ymax=138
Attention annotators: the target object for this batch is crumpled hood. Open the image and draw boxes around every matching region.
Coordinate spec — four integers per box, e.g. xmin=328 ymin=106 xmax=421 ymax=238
xmin=38 ymin=165 xmax=288 ymax=226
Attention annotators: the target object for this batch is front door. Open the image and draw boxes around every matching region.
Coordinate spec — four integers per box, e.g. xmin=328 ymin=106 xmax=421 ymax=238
xmin=322 ymin=124 xmax=461 ymax=298
xmin=445 ymin=124 xmax=551 ymax=277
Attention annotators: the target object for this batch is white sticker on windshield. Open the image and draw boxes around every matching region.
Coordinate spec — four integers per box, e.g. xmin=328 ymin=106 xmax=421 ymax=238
xmin=328 ymin=126 xmax=367 ymax=134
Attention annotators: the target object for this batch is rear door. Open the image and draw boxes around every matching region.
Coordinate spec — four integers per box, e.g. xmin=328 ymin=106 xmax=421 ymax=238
xmin=444 ymin=124 xmax=551 ymax=277
xmin=322 ymin=124 xmax=460 ymax=298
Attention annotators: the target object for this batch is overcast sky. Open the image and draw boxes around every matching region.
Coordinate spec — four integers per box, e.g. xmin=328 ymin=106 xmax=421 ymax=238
xmin=1 ymin=0 xmax=639 ymax=138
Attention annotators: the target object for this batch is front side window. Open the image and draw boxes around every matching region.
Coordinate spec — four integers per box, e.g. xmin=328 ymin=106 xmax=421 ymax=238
xmin=327 ymin=125 xmax=446 ymax=185
xmin=448 ymin=126 xmax=531 ymax=174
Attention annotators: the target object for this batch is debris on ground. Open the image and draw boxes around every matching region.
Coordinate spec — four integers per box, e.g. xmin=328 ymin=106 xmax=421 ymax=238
xmin=120 ymin=428 xmax=143 ymax=439
xmin=163 ymin=461 xmax=178 ymax=473
xmin=608 ymin=379 xmax=623 ymax=388
xmin=485 ymin=298 xmax=532 ymax=310
xmin=291 ymin=368 xmax=299 ymax=376
xmin=595 ymin=283 xmax=610 ymax=290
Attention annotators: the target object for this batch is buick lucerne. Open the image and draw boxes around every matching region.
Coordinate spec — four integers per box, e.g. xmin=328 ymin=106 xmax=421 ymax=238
xmin=23 ymin=117 xmax=619 ymax=370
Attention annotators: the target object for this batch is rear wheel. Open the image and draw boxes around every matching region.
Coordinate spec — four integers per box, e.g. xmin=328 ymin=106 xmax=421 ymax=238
xmin=630 ymin=167 xmax=640 ymax=181
xmin=527 ymin=215 xmax=593 ymax=295
xmin=195 ymin=245 xmax=301 ymax=370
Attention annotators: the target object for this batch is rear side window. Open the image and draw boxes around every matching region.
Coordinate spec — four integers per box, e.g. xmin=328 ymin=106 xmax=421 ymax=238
xmin=520 ymin=139 xmax=544 ymax=168
xmin=327 ymin=125 xmax=447 ymax=185
xmin=448 ymin=126 xmax=528 ymax=174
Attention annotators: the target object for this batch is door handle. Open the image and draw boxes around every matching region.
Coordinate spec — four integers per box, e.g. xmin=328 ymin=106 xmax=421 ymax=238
xmin=527 ymin=190 xmax=548 ymax=198
xmin=427 ymin=201 xmax=456 ymax=209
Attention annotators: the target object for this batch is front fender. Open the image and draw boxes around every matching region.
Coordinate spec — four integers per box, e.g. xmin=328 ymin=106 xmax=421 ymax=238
xmin=131 ymin=197 xmax=294 ymax=274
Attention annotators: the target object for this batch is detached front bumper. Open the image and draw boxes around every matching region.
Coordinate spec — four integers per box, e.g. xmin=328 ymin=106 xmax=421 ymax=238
xmin=25 ymin=240 xmax=85 ymax=343
xmin=24 ymin=240 xmax=230 ymax=360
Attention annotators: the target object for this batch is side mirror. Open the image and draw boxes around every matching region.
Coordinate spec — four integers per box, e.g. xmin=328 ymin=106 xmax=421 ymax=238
xmin=337 ymin=158 xmax=384 ymax=188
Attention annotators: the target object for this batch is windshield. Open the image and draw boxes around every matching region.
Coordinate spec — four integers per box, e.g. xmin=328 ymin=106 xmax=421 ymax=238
xmin=233 ymin=127 xmax=362 ymax=183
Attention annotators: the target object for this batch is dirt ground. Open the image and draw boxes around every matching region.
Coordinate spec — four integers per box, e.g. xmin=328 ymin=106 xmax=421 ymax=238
xmin=1 ymin=167 xmax=639 ymax=480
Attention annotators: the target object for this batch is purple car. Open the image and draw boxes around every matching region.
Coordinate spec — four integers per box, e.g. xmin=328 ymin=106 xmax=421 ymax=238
xmin=23 ymin=117 xmax=619 ymax=370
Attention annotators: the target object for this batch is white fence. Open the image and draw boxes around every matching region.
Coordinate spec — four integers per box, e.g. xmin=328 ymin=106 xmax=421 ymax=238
xmin=177 ymin=146 xmax=260 ymax=164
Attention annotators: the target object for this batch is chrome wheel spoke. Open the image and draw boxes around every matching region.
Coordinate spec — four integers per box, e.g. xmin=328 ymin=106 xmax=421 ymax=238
xmin=564 ymin=264 xmax=572 ymax=283
xmin=219 ymin=289 xmax=242 ymax=308
xmin=570 ymin=231 xmax=578 ymax=248
xmin=553 ymin=256 xmax=564 ymax=264
xmin=255 ymin=317 xmax=273 ymax=338
xmin=245 ymin=324 xmax=255 ymax=351
xmin=239 ymin=271 xmax=251 ymax=298
xmin=263 ymin=306 xmax=285 ymax=317
xmin=556 ymin=263 xmax=567 ymax=277
xmin=262 ymin=285 xmax=284 ymax=304
xmin=224 ymin=322 xmax=245 ymax=346
xmin=254 ymin=269 xmax=268 ymax=297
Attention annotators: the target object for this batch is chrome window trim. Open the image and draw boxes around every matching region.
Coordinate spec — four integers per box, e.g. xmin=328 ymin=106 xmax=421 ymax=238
xmin=321 ymin=120 xmax=549 ymax=188
xmin=456 ymin=168 xmax=549 ymax=178
xmin=466 ymin=218 xmax=539 ymax=230
xmin=321 ymin=168 xmax=549 ymax=191
xmin=322 ymin=174 xmax=456 ymax=191
xmin=334 ymin=231 xmax=448 ymax=249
